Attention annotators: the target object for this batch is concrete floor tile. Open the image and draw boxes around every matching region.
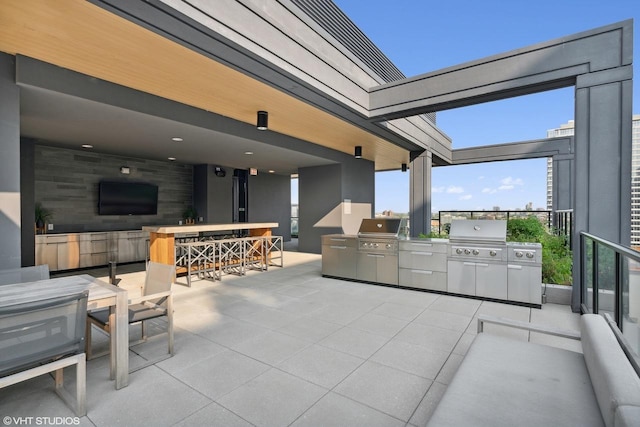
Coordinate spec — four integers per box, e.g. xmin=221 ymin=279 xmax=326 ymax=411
xmin=370 ymin=302 xmax=425 ymax=321
xmin=242 ymin=307 xmax=302 ymax=330
xmin=414 ymin=309 xmax=473 ymax=332
xmin=87 ymin=365 xmax=211 ymax=426
xmin=277 ymin=344 xmax=365 ymax=388
xmin=318 ymin=326 xmax=389 ymax=359
xmin=291 ymin=392 xmax=405 ymax=427
xmin=408 ymin=381 xmax=448 ymax=426
xmin=395 ymin=323 xmax=462 ymax=353
xmin=385 ymin=289 xmax=440 ymax=308
xmin=334 ymin=361 xmax=432 ymax=422
xmin=347 ymin=313 xmax=409 ymax=338
xmin=428 ymin=296 xmax=482 ymax=316
xmin=171 ymin=349 xmax=270 ymax=400
xmin=198 ymin=317 xmax=271 ymax=347
xmin=452 ymin=332 xmax=477 ymax=356
xmin=174 ymin=401 xmax=252 ymax=427
xmin=276 ymin=316 xmax=343 ymax=342
xmin=434 ymin=353 xmax=465 ymax=385
xmin=230 ymin=330 xmax=311 ymax=365
xmin=217 ymin=369 xmax=327 ymax=427
xmin=370 ymin=338 xmax=450 ymax=379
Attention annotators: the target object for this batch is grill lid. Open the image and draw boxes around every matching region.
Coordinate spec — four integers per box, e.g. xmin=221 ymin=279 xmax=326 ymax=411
xmin=358 ymin=218 xmax=402 ymax=238
xmin=449 ymin=219 xmax=507 ymax=244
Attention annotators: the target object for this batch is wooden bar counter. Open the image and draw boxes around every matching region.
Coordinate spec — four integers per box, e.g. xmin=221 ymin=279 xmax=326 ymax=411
xmin=142 ymin=222 xmax=278 ymax=266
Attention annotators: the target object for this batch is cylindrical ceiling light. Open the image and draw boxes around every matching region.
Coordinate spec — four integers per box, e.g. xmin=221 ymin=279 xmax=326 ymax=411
xmin=354 ymin=146 xmax=362 ymax=159
xmin=401 ymin=163 xmax=407 ymax=172
xmin=257 ymin=111 xmax=268 ymax=130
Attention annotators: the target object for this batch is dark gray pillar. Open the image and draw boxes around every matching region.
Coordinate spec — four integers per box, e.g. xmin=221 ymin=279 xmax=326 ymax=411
xmin=248 ymin=172 xmax=291 ymax=240
xmin=552 ymin=156 xmax=573 ymax=212
xmin=20 ymin=138 xmax=36 ymax=266
xmin=193 ymin=164 xmax=234 ymax=224
xmin=409 ymin=151 xmax=432 ymax=237
xmin=0 ymin=53 xmax=21 ymax=269
xmin=572 ymin=76 xmax=633 ymax=312
xmin=298 ymin=158 xmax=374 ymax=253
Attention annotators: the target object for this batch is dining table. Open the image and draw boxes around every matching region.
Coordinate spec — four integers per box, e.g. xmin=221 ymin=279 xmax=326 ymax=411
xmin=0 ymin=274 xmax=129 ymax=389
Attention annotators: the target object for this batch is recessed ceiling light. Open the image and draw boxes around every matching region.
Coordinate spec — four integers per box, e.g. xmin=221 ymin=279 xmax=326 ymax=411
xmin=171 ymin=137 xmax=183 ymax=142
xmin=244 ymin=151 xmax=253 ymax=155
xmin=81 ymin=144 xmax=93 ymax=149
xmin=168 ymin=157 xmax=176 ymax=161
xmin=268 ymin=170 xmax=275 ymax=173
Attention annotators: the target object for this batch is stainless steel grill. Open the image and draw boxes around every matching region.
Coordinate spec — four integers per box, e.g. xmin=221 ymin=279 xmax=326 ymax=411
xmin=357 ymin=218 xmax=401 ymax=253
xmin=448 ymin=219 xmax=507 ymax=261
xmin=356 ymin=218 xmax=400 ymax=285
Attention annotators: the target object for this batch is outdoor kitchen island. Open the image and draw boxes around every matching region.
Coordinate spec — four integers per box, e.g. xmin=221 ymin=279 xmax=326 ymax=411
xmin=322 ymin=219 xmax=543 ymax=308
xmin=143 ymin=222 xmax=278 ymax=266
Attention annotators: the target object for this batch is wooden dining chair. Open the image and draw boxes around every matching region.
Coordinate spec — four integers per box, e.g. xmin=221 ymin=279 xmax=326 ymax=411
xmin=85 ymin=262 xmax=175 ymax=365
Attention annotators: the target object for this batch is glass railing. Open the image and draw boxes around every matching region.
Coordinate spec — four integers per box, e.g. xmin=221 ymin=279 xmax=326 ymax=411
xmin=580 ymin=232 xmax=640 ymax=361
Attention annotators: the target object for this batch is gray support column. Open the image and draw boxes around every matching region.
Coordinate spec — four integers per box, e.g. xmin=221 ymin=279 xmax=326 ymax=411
xmin=298 ymin=158 xmax=374 ymax=253
xmin=409 ymin=151 xmax=432 ymax=237
xmin=552 ymin=156 xmax=574 ymax=212
xmin=0 ymin=53 xmax=21 ymax=269
xmin=20 ymin=138 xmax=36 ymax=266
xmin=572 ymin=77 xmax=633 ymax=312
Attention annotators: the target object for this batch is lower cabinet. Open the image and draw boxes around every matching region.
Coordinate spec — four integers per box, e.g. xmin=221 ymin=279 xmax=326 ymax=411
xmin=36 ymin=230 xmax=148 ymax=271
xmin=356 ymin=252 xmax=398 ymax=285
xmin=507 ymin=264 xmax=542 ymax=304
xmin=321 ymin=236 xmax=357 ymax=280
xmin=447 ymin=260 xmax=507 ymax=299
xmin=398 ymin=240 xmax=448 ymax=291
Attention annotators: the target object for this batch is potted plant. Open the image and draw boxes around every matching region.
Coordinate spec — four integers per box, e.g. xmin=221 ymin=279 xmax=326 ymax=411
xmin=35 ymin=202 xmax=53 ymax=233
xmin=182 ymin=206 xmax=198 ymax=225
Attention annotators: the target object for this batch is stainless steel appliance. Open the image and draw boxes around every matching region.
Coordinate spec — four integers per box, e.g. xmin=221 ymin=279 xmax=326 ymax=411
xmin=447 ymin=220 xmax=508 ymax=299
xmin=356 ymin=218 xmax=401 ymax=285
xmin=507 ymin=242 xmax=543 ymax=306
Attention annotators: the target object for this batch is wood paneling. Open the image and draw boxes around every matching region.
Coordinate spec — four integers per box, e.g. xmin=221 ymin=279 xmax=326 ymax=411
xmin=0 ymin=0 xmax=409 ymax=170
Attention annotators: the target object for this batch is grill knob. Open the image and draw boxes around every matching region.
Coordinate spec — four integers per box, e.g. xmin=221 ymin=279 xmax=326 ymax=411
xmin=456 ymin=248 xmax=463 ymax=254
xmin=526 ymin=252 xmax=534 ymax=259
xmin=464 ymin=249 xmax=471 ymax=255
xmin=472 ymin=249 xmax=480 ymax=255
xmin=386 ymin=243 xmax=392 ymax=249
xmin=374 ymin=243 xmax=379 ymax=248
xmin=515 ymin=251 xmax=523 ymax=258
xmin=490 ymin=250 xmax=497 ymax=257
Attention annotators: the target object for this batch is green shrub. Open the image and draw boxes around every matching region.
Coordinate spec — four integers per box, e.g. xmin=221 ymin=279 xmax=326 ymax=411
xmin=508 ymin=217 xmax=572 ymax=285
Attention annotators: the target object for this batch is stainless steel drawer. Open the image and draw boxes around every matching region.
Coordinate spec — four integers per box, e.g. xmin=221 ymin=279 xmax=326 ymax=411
xmin=399 ymin=268 xmax=447 ymax=292
xmin=399 ymin=251 xmax=447 ymax=271
xmin=399 ymin=240 xmax=447 ymax=253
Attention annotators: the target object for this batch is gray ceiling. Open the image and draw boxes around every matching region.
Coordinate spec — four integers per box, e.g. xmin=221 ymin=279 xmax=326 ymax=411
xmin=19 ymin=86 xmax=336 ymax=175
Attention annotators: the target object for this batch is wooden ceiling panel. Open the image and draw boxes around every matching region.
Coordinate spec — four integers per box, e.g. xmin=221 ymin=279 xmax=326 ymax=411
xmin=0 ymin=0 xmax=410 ymax=169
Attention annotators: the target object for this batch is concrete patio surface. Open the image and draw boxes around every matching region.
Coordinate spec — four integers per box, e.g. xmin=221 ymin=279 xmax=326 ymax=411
xmin=0 ymin=251 xmax=580 ymax=426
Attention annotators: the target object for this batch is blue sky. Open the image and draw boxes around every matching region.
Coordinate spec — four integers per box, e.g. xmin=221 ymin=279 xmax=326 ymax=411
xmin=328 ymin=0 xmax=639 ymax=214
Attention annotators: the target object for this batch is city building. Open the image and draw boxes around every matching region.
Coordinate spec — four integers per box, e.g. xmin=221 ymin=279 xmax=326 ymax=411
xmin=547 ymin=116 xmax=640 ymax=245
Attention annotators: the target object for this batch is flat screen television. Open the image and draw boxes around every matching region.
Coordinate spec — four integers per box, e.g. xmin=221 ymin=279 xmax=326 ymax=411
xmin=98 ymin=181 xmax=158 ymax=215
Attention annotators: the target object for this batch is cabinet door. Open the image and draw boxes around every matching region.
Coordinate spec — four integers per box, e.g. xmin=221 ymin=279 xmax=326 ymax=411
xmin=321 ymin=245 xmax=356 ymax=279
xmin=36 ymin=243 xmax=58 ymax=271
xmin=508 ymin=264 xmax=542 ymax=304
xmin=475 ymin=263 xmax=508 ymax=299
xmin=57 ymin=241 xmax=80 ymax=270
xmin=399 ymin=269 xmax=447 ymax=291
xmin=447 ymin=261 xmax=476 ymax=295
xmin=357 ymin=253 xmax=378 ymax=282
xmin=376 ymin=254 xmax=398 ymax=285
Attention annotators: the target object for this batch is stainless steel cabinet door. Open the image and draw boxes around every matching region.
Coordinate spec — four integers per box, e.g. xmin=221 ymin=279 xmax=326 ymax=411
xmin=475 ymin=263 xmax=507 ymax=299
xmin=447 ymin=260 xmax=476 ymax=295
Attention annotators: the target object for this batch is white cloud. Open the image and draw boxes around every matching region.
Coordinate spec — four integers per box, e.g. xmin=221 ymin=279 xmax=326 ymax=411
xmin=477 ymin=176 xmax=485 ymax=180
xmin=482 ymin=187 xmax=497 ymax=194
xmin=459 ymin=194 xmax=473 ymax=200
xmin=432 ymin=186 xmax=445 ymax=193
xmin=498 ymin=185 xmax=514 ymax=191
xmin=446 ymin=186 xmax=464 ymax=194
xmin=500 ymin=177 xmax=523 ymax=186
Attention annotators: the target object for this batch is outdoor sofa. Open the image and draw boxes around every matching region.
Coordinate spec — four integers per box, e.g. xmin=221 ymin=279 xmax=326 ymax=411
xmin=427 ymin=313 xmax=640 ymax=427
